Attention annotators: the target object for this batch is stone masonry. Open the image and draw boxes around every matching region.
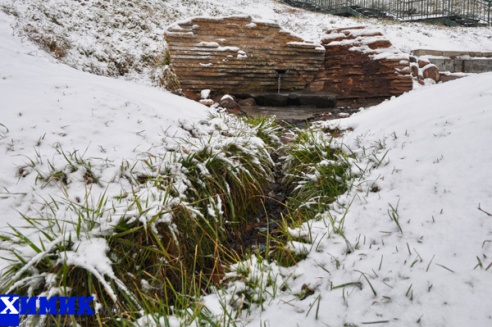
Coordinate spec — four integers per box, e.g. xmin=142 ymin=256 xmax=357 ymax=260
xmin=165 ymin=16 xmax=326 ymax=93
xmin=166 ymin=18 xmax=414 ymax=100
xmin=306 ymin=26 xmax=413 ymax=99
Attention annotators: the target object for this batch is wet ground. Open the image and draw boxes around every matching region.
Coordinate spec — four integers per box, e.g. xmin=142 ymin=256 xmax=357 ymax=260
xmin=241 ymin=105 xmax=361 ymax=126
xmin=240 ymin=97 xmax=385 ymax=124
xmin=229 ymin=98 xmax=387 ymax=254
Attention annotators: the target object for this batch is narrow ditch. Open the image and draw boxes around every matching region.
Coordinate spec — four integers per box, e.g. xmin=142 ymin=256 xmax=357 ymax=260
xmin=228 ymin=152 xmax=286 ymax=255
xmin=227 ymin=106 xmax=360 ymax=258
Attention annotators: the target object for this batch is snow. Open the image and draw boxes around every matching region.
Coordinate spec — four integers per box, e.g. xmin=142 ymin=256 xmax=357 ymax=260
xmin=201 ymin=89 xmax=211 ymax=99
xmin=348 ymin=28 xmax=382 ymax=36
xmin=287 ymin=41 xmax=323 ymax=47
xmin=237 ymin=50 xmax=248 ymax=59
xmin=1 ymin=0 xmax=492 ymax=326
xmin=232 ymin=73 xmax=492 ymax=326
xmin=216 ymin=46 xmax=241 ymax=52
xmin=196 ymin=42 xmax=220 ymax=48
xmin=370 ymin=51 xmax=410 ymax=60
xmin=2 ymin=0 xmax=491 ymax=87
xmin=0 ymin=10 xmax=209 ymax=250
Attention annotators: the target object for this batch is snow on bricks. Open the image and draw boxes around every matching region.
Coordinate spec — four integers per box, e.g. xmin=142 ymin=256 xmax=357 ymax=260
xmin=165 ymin=16 xmax=325 ymax=93
xmin=167 ymin=20 xmax=413 ymax=101
xmin=307 ymin=26 xmax=413 ymax=99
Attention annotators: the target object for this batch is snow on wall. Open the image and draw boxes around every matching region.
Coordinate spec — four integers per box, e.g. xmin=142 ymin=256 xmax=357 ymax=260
xmin=165 ymin=15 xmax=325 ymax=93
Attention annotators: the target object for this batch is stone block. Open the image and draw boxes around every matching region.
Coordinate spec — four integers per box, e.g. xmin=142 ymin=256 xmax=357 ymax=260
xmin=307 ymin=26 xmax=413 ymax=99
xmin=422 ymin=64 xmax=440 ymax=82
xmin=238 ymin=98 xmax=257 ymax=107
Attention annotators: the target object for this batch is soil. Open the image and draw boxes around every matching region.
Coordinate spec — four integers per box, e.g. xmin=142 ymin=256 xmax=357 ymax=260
xmin=228 ymin=158 xmax=287 ymax=255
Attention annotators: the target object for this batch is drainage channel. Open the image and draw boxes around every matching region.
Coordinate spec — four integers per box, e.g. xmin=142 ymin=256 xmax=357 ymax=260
xmin=241 ymin=105 xmax=360 ymax=126
xmin=211 ymin=91 xmax=396 ymax=270
xmin=228 ymin=105 xmax=363 ymax=256
xmin=228 ymin=95 xmax=390 ymax=254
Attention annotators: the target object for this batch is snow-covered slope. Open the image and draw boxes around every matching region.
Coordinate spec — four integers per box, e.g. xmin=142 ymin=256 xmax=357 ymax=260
xmin=0 ymin=11 xmax=209 ymax=236
xmin=236 ymin=73 xmax=492 ymax=326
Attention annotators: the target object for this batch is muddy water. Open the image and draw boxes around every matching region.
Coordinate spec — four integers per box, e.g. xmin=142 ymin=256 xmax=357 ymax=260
xmin=241 ymin=105 xmax=361 ymax=124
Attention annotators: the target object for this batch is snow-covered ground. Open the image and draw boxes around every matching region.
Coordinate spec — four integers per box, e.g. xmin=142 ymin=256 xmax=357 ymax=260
xmin=1 ymin=0 xmax=492 ymax=326
xmin=0 ymin=10 xmax=209 ymax=236
xmin=223 ymin=73 xmax=492 ymax=327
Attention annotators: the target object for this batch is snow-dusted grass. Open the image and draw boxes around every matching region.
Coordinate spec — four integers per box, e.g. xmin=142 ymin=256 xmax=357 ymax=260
xmin=0 ymin=11 xmax=276 ymax=326
xmin=0 ymin=116 xmax=271 ymax=321
xmin=0 ymin=111 xmax=276 ymax=325
xmin=282 ymin=128 xmax=352 ymax=219
xmin=1 ymin=1 xmax=492 ymax=326
xmin=220 ymin=73 xmax=492 ymax=327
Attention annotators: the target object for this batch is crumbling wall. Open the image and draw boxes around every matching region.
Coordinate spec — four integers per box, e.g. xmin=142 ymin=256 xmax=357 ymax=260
xmin=307 ymin=26 xmax=413 ymax=99
xmin=166 ymin=20 xmax=414 ymax=100
xmin=165 ymin=16 xmax=326 ymax=93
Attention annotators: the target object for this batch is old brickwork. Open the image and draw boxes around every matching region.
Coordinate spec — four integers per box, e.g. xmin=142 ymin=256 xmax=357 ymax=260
xmin=306 ymin=26 xmax=413 ymax=99
xmin=166 ymin=19 xmax=414 ymax=100
xmin=165 ymin=16 xmax=326 ymax=93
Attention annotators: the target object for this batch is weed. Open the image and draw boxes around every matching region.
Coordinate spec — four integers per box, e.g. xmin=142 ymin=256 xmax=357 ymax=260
xmin=282 ymin=127 xmax=351 ymax=223
xmin=23 ymin=24 xmax=71 ymax=59
xmin=1 ymin=112 xmax=276 ymax=326
xmin=387 ymin=200 xmax=403 ymax=233
xmin=242 ymin=115 xmax=282 ymax=148
xmin=153 ymin=65 xmax=181 ymax=92
xmin=0 ymin=122 xmax=9 ymax=135
xmin=356 ymin=271 xmax=377 ymax=297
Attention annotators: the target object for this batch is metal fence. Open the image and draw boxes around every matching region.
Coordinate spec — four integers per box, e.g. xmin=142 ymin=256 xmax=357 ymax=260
xmin=281 ymin=0 xmax=492 ymax=25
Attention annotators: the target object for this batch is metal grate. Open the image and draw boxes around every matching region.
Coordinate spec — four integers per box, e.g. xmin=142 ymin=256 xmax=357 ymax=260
xmin=281 ymin=0 xmax=492 ymax=26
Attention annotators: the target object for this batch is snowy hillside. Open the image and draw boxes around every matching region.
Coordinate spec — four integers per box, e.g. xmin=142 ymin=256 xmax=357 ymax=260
xmin=0 ymin=10 xmax=210 ymax=240
xmin=227 ymin=73 xmax=492 ymax=327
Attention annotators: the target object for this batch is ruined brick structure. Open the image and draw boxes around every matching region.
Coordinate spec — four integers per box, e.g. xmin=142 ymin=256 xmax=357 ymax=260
xmin=165 ymin=17 xmax=413 ymax=100
xmin=307 ymin=26 xmax=413 ymax=99
xmin=165 ymin=16 xmax=325 ymax=93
